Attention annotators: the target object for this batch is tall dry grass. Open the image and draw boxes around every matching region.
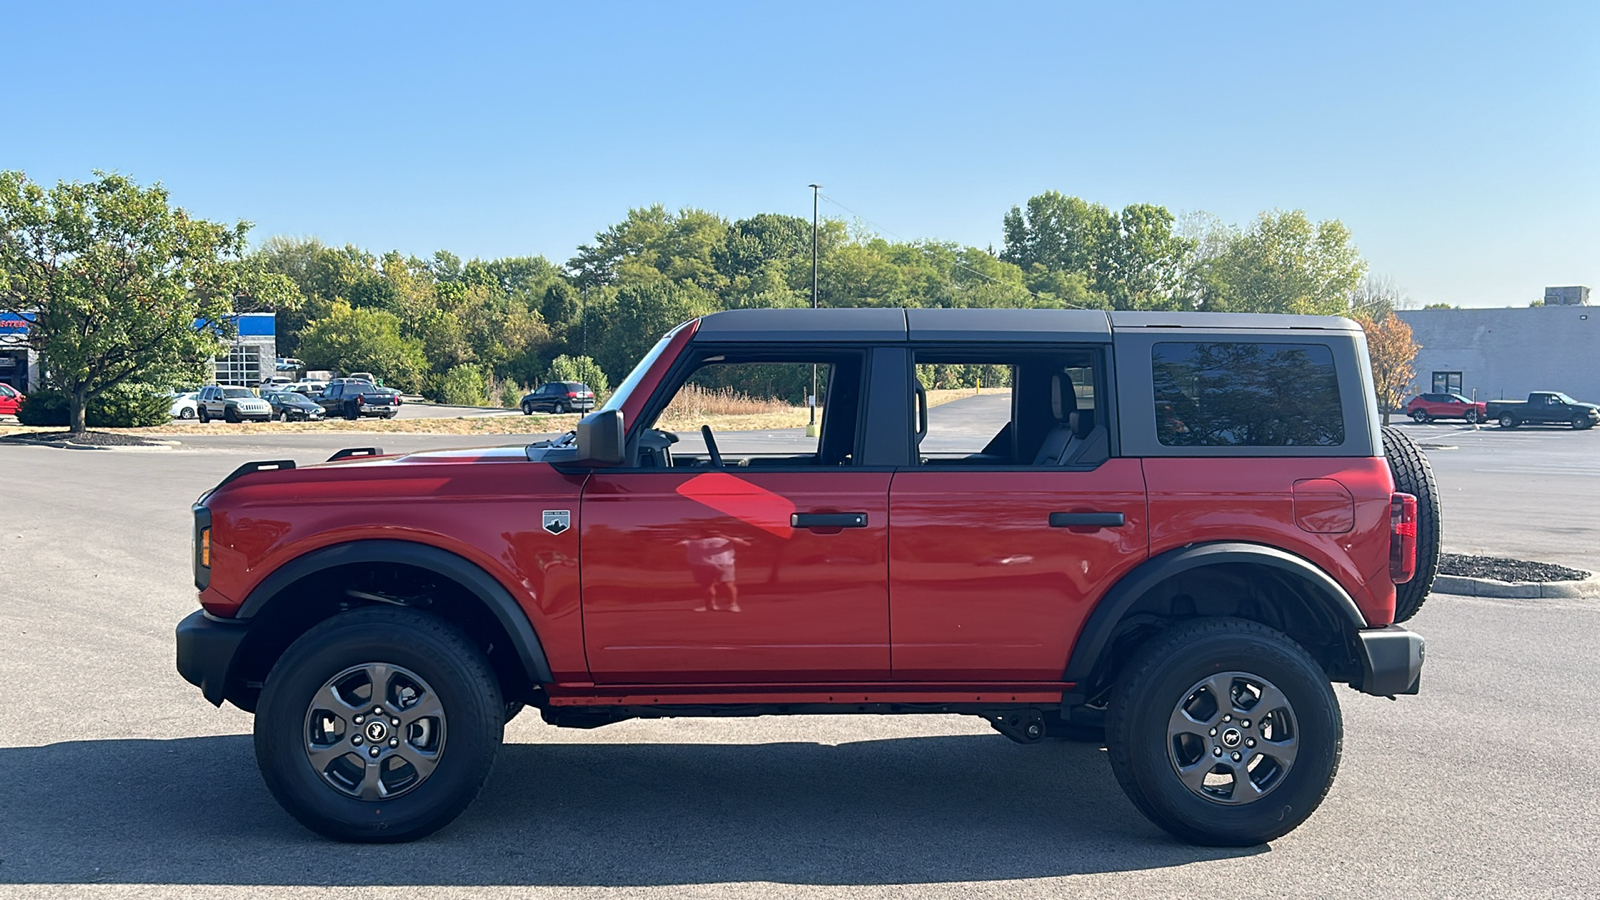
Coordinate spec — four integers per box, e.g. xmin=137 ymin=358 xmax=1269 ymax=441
xmin=663 ymin=383 xmax=799 ymax=418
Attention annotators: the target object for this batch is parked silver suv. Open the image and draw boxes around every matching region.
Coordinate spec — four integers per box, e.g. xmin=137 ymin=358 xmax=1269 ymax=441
xmin=196 ymin=385 xmax=272 ymax=423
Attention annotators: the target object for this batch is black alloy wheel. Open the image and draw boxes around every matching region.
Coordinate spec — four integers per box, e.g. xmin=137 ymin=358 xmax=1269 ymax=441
xmin=1464 ymin=409 xmax=1479 ymax=424
xmin=1411 ymin=410 xmax=1429 ymax=423
xmin=254 ymin=607 xmax=503 ymax=843
xmin=1105 ymin=618 xmax=1341 ymax=847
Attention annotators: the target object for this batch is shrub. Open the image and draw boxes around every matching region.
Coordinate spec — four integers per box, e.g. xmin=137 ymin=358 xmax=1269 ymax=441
xmin=543 ymin=354 xmax=610 ymax=397
xmin=17 ymin=384 xmax=172 ymax=428
xmin=497 ymin=380 xmax=523 ymax=409
xmin=438 ymin=365 xmax=488 ymax=407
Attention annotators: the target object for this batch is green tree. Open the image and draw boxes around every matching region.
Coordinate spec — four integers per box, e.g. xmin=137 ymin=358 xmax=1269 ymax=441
xmin=0 ymin=171 xmax=290 ymax=431
xmin=1001 ymin=191 xmax=1115 ymax=277
xmin=1199 ymin=210 xmax=1366 ymax=314
xmin=296 ymin=300 xmax=427 ymax=392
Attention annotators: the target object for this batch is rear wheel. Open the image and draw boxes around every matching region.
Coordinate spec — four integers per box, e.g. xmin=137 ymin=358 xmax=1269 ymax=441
xmin=556 ymin=401 xmax=570 ymax=414
xmin=1383 ymin=425 xmax=1441 ymax=622
xmin=1105 ymin=618 xmax=1341 ymax=846
xmin=179 ymin=407 xmax=197 ymax=420
xmin=254 ymin=607 xmax=503 ymax=843
xmin=1410 ymin=410 xmax=1429 ymax=423
xmin=197 ymin=407 xmax=210 ymax=423
xmin=1500 ymin=413 xmax=1517 ymax=428
xmin=345 ymin=402 xmax=359 ymax=421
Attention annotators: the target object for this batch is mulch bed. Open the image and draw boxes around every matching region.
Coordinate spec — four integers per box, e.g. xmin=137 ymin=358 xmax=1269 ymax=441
xmin=0 ymin=430 xmax=169 ymax=448
xmin=1440 ymin=553 xmax=1590 ymax=583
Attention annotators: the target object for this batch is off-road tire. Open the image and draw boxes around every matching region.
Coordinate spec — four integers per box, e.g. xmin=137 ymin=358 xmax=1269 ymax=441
xmin=1105 ymin=618 xmax=1342 ymax=847
xmin=1383 ymin=424 xmax=1440 ymax=622
xmin=254 ymin=607 xmax=503 ymax=843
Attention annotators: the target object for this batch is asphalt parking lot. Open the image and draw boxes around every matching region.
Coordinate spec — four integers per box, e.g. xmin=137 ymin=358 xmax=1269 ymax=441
xmin=2 ymin=409 xmax=1598 ymax=898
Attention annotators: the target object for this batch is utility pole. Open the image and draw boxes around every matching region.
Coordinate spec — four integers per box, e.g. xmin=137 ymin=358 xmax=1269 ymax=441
xmin=807 ymin=183 xmax=821 ymax=437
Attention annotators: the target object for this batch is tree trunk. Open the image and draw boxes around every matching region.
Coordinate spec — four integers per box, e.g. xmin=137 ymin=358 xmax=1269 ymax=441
xmin=1381 ymin=408 xmax=1391 ymax=427
xmin=69 ymin=389 xmax=88 ymax=433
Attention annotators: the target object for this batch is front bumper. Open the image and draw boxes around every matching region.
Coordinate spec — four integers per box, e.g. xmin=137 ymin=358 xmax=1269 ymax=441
xmin=176 ymin=609 xmax=249 ymax=707
xmin=1353 ymin=625 xmax=1424 ymax=696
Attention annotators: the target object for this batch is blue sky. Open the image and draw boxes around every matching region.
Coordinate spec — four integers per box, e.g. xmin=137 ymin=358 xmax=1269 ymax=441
xmin=3 ymin=1 xmax=1594 ymax=307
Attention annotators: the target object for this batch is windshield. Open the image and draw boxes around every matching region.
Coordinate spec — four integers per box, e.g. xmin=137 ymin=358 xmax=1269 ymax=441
xmin=1556 ymin=393 xmax=1577 ymax=404
xmin=600 ymin=332 xmax=676 ymax=414
xmin=221 ymin=388 xmax=255 ymax=399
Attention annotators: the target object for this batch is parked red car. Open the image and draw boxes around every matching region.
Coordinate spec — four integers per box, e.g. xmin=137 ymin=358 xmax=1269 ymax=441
xmin=1404 ymin=392 xmax=1487 ymax=423
xmin=0 ymin=383 xmax=22 ymax=417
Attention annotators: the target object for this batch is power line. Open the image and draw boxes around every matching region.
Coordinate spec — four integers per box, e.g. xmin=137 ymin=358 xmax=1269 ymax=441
xmin=816 ymin=192 xmax=1094 ymax=311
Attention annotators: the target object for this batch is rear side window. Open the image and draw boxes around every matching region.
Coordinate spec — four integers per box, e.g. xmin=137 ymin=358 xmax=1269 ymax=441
xmin=1152 ymin=342 xmax=1344 ymax=447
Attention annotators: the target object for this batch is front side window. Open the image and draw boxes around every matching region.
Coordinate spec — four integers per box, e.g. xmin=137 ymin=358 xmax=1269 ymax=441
xmin=638 ymin=354 xmax=862 ymax=468
xmin=1153 ymin=342 xmax=1344 ymax=447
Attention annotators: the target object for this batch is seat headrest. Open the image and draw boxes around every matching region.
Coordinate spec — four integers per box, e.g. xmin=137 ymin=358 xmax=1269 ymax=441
xmin=1069 ymin=408 xmax=1094 ymax=439
xmin=1051 ymin=374 xmax=1077 ymax=422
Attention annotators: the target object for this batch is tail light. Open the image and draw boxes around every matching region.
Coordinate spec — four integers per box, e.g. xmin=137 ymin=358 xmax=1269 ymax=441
xmin=1390 ymin=492 xmax=1418 ymax=583
xmin=356 ymin=395 xmax=364 ymax=406
xmin=567 ymin=391 xmax=579 ymax=398
xmin=394 ymin=396 xmax=402 ymax=406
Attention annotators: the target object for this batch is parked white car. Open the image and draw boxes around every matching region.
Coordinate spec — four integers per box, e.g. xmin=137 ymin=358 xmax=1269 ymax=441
xmin=169 ymin=391 xmax=199 ymax=420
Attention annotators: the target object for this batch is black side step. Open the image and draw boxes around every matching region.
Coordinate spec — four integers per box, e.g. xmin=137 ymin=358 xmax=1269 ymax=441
xmin=328 ymin=447 xmax=384 ymax=462
xmin=216 ymin=459 xmax=296 ymax=489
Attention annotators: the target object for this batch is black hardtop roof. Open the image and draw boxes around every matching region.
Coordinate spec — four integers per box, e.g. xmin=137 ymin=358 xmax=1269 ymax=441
xmin=691 ymin=307 xmax=1359 ymax=343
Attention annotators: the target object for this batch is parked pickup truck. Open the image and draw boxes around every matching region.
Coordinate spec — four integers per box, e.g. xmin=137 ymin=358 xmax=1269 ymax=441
xmin=1485 ymin=392 xmax=1599 ymax=429
xmin=315 ymin=380 xmax=402 ymax=420
xmin=176 ymin=308 xmax=1437 ymax=848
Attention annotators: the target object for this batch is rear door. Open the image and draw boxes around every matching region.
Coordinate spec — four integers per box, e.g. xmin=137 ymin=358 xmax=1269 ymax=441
xmin=886 ymin=345 xmax=1149 ymax=681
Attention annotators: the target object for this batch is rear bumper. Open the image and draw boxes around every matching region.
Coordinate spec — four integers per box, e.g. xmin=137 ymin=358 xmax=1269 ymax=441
xmin=176 ymin=609 xmax=249 ymax=706
xmin=1352 ymin=625 xmax=1424 ymax=696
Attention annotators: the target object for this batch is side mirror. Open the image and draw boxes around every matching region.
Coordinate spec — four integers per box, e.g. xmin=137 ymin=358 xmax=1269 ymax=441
xmin=574 ymin=408 xmax=625 ymax=466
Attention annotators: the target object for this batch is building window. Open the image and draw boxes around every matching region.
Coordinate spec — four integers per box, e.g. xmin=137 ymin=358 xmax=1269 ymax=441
xmin=214 ymin=344 xmax=263 ymax=387
xmin=1431 ymin=371 xmax=1463 ymax=395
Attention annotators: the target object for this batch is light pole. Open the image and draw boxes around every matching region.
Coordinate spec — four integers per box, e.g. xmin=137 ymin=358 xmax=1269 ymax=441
xmin=807 ymin=183 xmax=821 ymax=436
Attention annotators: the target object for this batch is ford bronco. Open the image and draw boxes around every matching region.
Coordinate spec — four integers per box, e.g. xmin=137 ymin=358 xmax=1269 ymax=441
xmin=176 ymin=308 xmax=1438 ymax=846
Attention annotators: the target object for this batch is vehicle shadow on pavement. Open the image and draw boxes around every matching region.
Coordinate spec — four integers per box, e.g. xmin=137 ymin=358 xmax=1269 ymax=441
xmin=0 ymin=733 xmax=1261 ymax=886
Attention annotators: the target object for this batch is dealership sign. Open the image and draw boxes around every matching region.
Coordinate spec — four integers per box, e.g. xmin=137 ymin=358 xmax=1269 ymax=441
xmin=0 ymin=312 xmax=30 ymax=345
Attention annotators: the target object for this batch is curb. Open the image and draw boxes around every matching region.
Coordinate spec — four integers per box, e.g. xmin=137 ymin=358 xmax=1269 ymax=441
xmin=1433 ymin=574 xmax=1600 ymax=599
xmin=4 ymin=437 xmax=178 ymax=452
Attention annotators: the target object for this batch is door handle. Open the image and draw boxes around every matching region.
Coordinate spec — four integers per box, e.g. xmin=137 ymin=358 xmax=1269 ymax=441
xmin=1049 ymin=512 xmax=1125 ymax=528
xmin=792 ymin=512 xmax=868 ymax=528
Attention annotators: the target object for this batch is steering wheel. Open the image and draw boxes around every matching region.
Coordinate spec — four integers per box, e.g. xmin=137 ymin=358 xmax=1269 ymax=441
xmin=700 ymin=425 xmax=723 ymax=467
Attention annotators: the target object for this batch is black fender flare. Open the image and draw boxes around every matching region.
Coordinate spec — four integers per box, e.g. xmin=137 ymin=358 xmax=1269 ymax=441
xmin=1062 ymin=542 xmax=1367 ymax=684
xmin=238 ymin=539 xmax=554 ymax=684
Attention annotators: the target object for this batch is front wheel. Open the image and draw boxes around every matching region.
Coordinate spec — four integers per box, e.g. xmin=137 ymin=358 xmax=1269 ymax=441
xmin=1464 ymin=409 xmax=1480 ymax=424
xmin=1105 ymin=618 xmax=1341 ymax=846
xmin=224 ymin=407 xmax=241 ymax=424
xmin=1572 ymin=415 xmax=1590 ymax=430
xmin=522 ymin=403 xmax=533 ymax=416
xmin=1500 ymin=413 xmax=1517 ymax=428
xmin=254 ymin=607 xmax=504 ymax=843
xmin=1410 ymin=410 xmax=1429 ymax=423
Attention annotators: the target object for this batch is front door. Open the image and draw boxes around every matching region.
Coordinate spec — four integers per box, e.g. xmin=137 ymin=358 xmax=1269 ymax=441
xmin=579 ymin=352 xmax=891 ymax=684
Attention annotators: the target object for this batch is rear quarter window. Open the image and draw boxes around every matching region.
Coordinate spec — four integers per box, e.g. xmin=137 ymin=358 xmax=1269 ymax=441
xmin=1152 ymin=342 xmax=1344 ymax=447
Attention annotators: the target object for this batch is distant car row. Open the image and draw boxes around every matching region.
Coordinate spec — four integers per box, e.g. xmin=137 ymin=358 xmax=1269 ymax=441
xmin=176 ymin=381 xmax=403 ymax=423
xmin=1405 ymin=391 xmax=1600 ymax=430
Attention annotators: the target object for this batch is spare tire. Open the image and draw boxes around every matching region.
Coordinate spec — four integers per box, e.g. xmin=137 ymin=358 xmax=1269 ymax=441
xmin=1382 ymin=425 xmax=1440 ymax=622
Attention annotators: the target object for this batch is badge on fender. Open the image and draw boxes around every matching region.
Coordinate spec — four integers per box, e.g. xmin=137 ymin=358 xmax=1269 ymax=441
xmin=542 ymin=510 xmax=571 ymax=535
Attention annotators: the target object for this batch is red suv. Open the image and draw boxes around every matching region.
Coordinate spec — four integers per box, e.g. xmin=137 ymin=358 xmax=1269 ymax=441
xmin=1404 ymin=392 xmax=1487 ymax=424
xmin=176 ymin=309 xmax=1437 ymax=847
